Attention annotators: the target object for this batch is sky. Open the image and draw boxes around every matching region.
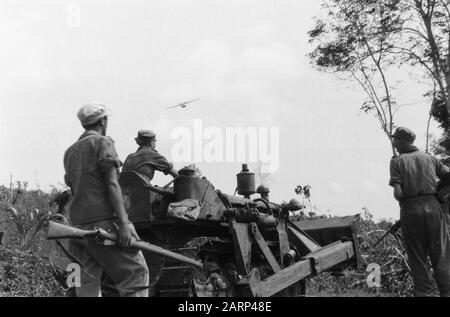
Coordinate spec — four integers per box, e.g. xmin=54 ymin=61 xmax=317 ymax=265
xmin=0 ymin=0 xmax=441 ymax=221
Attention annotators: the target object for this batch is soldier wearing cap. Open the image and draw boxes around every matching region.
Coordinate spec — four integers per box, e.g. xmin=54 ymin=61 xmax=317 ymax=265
xmin=64 ymin=104 xmax=149 ymax=297
xmin=122 ymin=130 xmax=179 ymax=182
xmin=389 ymin=126 xmax=450 ymax=296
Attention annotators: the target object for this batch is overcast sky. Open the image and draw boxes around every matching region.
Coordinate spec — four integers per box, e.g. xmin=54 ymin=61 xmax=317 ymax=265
xmin=0 ymin=0 xmax=440 ymax=221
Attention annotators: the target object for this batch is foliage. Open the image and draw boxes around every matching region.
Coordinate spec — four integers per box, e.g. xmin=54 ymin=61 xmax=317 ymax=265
xmin=0 ymin=183 xmax=72 ymax=297
xmin=0 ymin=183 xmax=59 ymax=251
xmin=308 ymin=0 xmax=404 ymax=154
xmin=431 ymin=130 xmax=450 ymax=165
xmin=0 ymin=184 xmax=414 ymax=297
xmin=291 ymin=184 xmax=412 ymax=295
xmin=309 ymin=0 xmax=450 ymax=154
xmin=295 ymin=184 xmax=311 ymax=198
xmin=293 ymin=184 xmax=322 ymax=218
xmin=306 ymin=207 xmax=413 ymax=296
xmin=0 ymin=246 xmax=68 ymax=297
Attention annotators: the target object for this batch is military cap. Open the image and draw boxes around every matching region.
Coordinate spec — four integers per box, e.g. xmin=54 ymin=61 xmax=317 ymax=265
xmin=256 ymin=185 xmax=270 ymax=194
xmin=136 ymin=130 xmax=156 ymax=139
xmin=392 ymin=127 xmax=416 ymax=142
xmin=77 ymin=104 xmax=111 ymax=126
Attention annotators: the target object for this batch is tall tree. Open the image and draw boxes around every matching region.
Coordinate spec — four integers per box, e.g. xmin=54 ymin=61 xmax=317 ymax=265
xmin=406 ymin=0 xmax=450 ymax=153
xmin=309 ymin=0 xmax=450 ymax=154
xmin=388 ymin=0 xmax=449 ymax=152
xmin=309 ymin=0 xmax=405 ymax=155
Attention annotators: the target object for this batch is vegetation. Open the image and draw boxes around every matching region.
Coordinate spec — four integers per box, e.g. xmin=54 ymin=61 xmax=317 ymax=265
xmin=292 ymin=185 xmax=412 ymax=296
xmin=306 ymin=208 xmax=413 ymax=297
xmin=0 ymin=246 xmax=67 ymax=297
xmin=308 ymin=0 xmax=450 ymax=154
xmin=0 ymin=184 xmax=413 ymax=297
xmin=0 ymin=184 xmax=70 ymax=297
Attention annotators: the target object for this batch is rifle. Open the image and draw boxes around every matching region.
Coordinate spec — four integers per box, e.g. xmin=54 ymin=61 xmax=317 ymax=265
xmin=372 ymin=220 xmax=401 ymax=248
xmin=47 ymin=221 xmax=202 ymax=268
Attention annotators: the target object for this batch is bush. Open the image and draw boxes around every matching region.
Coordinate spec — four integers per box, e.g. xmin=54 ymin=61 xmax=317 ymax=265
xmin=0 ymin=183 xmax=57 ymax=252
xmin=305 ymin=207 xmax=413 ymax=297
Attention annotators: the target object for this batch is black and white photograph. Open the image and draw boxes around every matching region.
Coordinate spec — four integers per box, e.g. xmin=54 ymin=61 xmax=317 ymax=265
xmin=1 ymin=0 xmax=450 ymax=301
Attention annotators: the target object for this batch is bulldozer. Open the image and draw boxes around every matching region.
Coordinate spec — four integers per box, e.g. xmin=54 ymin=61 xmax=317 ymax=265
xmin=118 ymin=163 xmax=361 ymax=297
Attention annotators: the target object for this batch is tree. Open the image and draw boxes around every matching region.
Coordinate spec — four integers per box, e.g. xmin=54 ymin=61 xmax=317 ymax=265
xmin=309 ymin=0 xmax=450 ymax=154
xmin=295 ymin=184 xmax=312 ymax=215
xmin=404 ymin=0 xmax=450 ymax=154
xmin=385 ymin=0 xmax=449 ymax=152
xmin=309 ymin=0 xmax=405 ymax=156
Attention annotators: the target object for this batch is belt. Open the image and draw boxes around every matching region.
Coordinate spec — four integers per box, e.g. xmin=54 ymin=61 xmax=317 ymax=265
xmin=401 ymin=193 xmax=437 ymax=203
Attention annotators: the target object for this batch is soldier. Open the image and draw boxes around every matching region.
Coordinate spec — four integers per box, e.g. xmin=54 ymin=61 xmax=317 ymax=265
xmin=389 ymin=126 xmax=450 ymax=296
xmin=122 ymin=130 xmax=179 ymax=182
xmin=64 ymin=104 xmax=149 ymax=297
xmin=256 ymin=185 xmax=270 ymax=201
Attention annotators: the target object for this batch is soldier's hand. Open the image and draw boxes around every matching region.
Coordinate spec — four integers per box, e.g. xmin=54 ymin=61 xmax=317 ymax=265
xmin=118 ymin=222 xmax=132 ymax=247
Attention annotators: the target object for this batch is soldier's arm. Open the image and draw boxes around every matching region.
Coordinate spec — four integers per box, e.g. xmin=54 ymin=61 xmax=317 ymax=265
xmin=168 ymin=168 xmax=179 ymax=178
xmin=152 ymin=152 xmax=178 ymax=178
xmin=389 ymin=157 xmax=403 ymax=201
xmin=393 ymin=184 xmax=403 ymax=201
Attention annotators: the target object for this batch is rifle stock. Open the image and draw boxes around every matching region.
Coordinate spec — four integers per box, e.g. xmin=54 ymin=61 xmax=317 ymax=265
xmin=47 ymin=221 xmax=202 ymax=268
xmin=47 ymin=221 xmax=98 ymax=239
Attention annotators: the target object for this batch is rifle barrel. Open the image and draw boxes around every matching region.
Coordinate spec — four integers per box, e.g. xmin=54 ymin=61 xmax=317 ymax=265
xmin=372 ymin=231 xmax=390 ymax=247
xmin=372 ymin=220 xmax=401 ymax=248
xmin=97 ymin=230 xmax=202 ymax=268
xmin=131 ymin=240 xmax=202 ymax=268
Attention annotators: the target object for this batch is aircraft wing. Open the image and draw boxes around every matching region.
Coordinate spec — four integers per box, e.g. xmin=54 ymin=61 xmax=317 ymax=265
xmin=183 ymin=97 xmax=200 ymax=104
xmin=165 ymin=104 xmax=180 ymax=109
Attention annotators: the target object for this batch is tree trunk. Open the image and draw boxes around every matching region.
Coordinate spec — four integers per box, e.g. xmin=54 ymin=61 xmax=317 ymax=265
xmin=447 ymin=31 xmax=450 ymax=121
xmin=385 ymin=130 xmax=397 ymax=157
xmin=415 ymin=0 xmax=450 ymax=118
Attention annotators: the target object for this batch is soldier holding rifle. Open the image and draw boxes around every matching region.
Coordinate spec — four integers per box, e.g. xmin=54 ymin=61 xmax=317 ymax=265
xmin=389 ymin=127 xmax=450 ymax=296
xmin=63 ymin=104 xmax=149 ymax=297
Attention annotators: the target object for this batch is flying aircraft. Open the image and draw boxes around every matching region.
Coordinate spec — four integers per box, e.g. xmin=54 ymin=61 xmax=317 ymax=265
xmin=165 ymin=98 xmax=199 ymax=110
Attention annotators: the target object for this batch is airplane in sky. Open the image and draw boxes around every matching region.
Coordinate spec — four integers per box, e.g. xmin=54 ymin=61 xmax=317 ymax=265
xmin=165 ymin=97 xmax=200 ymax=110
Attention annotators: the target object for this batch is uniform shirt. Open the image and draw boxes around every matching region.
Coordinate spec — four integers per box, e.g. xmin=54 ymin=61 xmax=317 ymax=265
xmin=122 ymin=147 xmax=173 ymax=182
xmin=389 ymin=147 xmax=449 ymax=199
xmin=64 ymin=130 xmax=122 ymax=225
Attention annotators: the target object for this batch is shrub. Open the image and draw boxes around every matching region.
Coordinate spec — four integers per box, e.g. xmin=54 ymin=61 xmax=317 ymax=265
xmin=305 ymin=207 xmax=413 ymax=297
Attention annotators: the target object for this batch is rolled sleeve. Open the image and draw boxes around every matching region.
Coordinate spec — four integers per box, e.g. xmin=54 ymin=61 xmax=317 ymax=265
xmin=151 ymin=154 xmax=173 ymax=175
xmin=97 ymin=137 xmax=122 ymax=174
xmin=389 ymin=157 xmax=401 ymax=187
